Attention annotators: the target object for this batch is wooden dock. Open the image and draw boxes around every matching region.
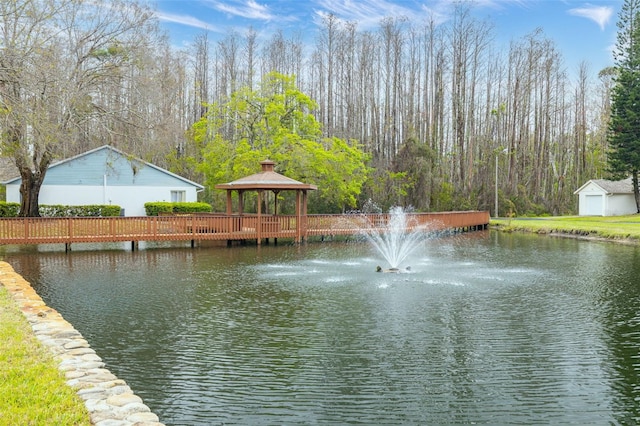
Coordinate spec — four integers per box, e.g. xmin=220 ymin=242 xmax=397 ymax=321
xmin=0 ymin=211 xmax=489 ymax=249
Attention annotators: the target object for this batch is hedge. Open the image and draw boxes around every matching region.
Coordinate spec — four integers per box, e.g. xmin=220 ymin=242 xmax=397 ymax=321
xmin=143 ymin=202 xmax=173 ymax=216
xmin=0 ymin=202 xmax=121 ymax=217
xmin=0 ymin=202 xmax=19 ymax=217
xmin=39 ymin=205 xmax=122 ymax=217
xmin=144 ymin=202 xmax=212 ymax=216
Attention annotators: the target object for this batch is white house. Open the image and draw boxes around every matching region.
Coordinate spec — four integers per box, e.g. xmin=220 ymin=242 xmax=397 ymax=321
xmin=574 ymin=178 xmax=637 ymax=216
xmin=3 ymin=145 xmax=204 ymax=216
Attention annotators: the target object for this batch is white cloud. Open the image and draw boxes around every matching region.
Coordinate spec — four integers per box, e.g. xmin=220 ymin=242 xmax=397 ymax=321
xmin=568 ymin=5 xmax=614 ymax=30
xmin=310 ymin=0 xmax=528 ymax=31
xmin=212 ymin=0 xmax=271 ymax=20
xmin=155 ymin=10 xmax=219 ymax=31
xmin=312 ymin=0 xmax=416 ymax=29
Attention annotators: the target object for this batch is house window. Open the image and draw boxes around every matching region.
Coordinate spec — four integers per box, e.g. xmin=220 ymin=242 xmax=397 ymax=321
xmin=171 ymin=190 xmax=186 ymax=202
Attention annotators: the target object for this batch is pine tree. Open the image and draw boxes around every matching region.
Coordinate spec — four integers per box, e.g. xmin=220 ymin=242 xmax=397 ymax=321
xmin=609 ymin=0 xmax=640 ymax=212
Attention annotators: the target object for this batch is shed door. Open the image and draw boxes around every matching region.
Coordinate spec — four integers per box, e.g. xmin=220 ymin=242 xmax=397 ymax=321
xmin=584 ymin=194 xmax=603 ymax=215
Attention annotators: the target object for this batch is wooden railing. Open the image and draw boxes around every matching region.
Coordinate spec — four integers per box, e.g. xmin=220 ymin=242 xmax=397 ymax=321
xmin=0 ymin=211 xmax=489 ymax=246
xmin=306 ymin=211 xmax=489 ymax=236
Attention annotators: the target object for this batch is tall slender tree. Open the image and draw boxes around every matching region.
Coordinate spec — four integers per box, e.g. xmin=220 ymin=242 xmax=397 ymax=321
xmin=609 ymin=0 xmax=640 ymax=212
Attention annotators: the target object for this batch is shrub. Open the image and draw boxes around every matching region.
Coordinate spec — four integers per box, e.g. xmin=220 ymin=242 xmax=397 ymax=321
xmin=39 ymin=205 xmax=121 ymax=217
xmin=172 ymin=202 xmax=212 ymax=214
xmin=0 ymin=202 xmax=20 ymax=217
xmin=144 ymin=201 xmax=213 ymax=216
xmin=0 ymin=203 xmax=121 ymax=217
xmin=144 ymin=202 xmax=174 ymax=216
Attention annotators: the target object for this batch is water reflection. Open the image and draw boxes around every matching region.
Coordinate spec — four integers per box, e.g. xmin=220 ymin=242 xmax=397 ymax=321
xmin=3 ymin=232 xmax=640 ymax=425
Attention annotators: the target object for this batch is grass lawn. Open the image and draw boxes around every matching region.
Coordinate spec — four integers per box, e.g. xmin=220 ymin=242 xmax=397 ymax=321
xmin=491 ymin=214 xmax=640 ymax=242
xmin=0 ymin=286 xmax=91 ymax=426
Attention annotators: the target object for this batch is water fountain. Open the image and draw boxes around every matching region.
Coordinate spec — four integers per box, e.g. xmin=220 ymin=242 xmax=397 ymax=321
xmin=351 ymin=205 xmax=430 ymax=272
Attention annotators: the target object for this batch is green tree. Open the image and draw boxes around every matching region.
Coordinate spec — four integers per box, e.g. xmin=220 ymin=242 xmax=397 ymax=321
xmin=392 ymin=138 xmax=436 ymax=210
xmin=358 ymin=166 xmax=409 ymax=213
xmin=609 ymin=0 xmax=640 ymax=212
xmin=196 ymin=72 xmax=369 ymax=213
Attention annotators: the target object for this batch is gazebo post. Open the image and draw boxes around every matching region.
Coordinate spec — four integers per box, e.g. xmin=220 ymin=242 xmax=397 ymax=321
xmin=257 ymin=190 xmax=263 ymax=245
xmin=225 ymin=190 xmax=233 ymax=246
xmin=302 ymin=190 xmax=308 ymax=242
xmin=273 ymin=190 xmax=280 ymax=246
xmin=238 ymin=190 xmax=244 ymax=214
xmin=295 ymin=190 xmax=301 ymax=243
xmin=225 ymin=191 xmax=233 ymax=215
xmin=273 ymin=190 xmax=279 ymax=215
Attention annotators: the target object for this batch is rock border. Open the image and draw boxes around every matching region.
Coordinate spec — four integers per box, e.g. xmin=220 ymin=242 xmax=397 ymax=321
xmin=0 ymin=262 xmax=164 ymax=426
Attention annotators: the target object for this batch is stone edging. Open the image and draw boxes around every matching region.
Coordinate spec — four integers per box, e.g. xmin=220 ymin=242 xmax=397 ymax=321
xmin=0 ymin=262 xmax=165 ymax=426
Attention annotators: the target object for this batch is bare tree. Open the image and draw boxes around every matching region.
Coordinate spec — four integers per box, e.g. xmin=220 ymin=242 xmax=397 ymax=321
xmin=244 ymin=27 xmax=258 ymax=90
xmin=261 ymin=30 xmax=303 ymax=78
xmin=573 ymin=61 xmax=589 ymax=188
xmin=0 ymin=0 xmax=157 ymax=216
xmin=315 ymin=14 xmax=342 ymax=136
xmin=191 ymin=32 xmax=210 ymax=122
xmin=217 ymin=31 xmax=241 ymax=98
xmin=379 ymin=17 xmax=406 ymax=163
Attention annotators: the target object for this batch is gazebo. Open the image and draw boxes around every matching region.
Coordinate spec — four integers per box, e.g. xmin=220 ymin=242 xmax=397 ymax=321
xmin=215 ymin=160 xmax=317 ymax=244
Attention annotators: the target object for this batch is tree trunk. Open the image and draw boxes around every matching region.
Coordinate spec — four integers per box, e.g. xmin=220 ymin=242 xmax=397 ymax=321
xmin=18 ymin=169 xmax=45 ymax=217
xmin=16 ymin=147 xmax=51 ymax=217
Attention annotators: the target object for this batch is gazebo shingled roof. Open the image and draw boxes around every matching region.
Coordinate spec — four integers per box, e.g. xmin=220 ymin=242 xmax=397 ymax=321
xmin=214 ymin=159 xmax=317 ymax=191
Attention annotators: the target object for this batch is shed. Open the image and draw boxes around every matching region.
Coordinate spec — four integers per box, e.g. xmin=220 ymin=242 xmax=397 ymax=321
xmin=3 ymin=145 xmax=204 ymax=216
xmin=574 ymin=178 xmax=637 ymax=216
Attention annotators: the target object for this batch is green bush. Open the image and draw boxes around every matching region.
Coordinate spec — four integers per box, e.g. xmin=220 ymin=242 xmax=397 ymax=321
xmin=172 ymin=202 xmax=212 ymax=214
xmin=144 ymin=202 xmax=174 ymax=216
xmin=39 ymin=205 xmax=121 ymax=217
xmin=38 ymin=205 xmax=68 ymax=217
xmin=0 ymin=202 xmax=20 ymax=217
xmin=144 ymin=201 xmax=212 ymax=216
xmin=0 ymin=202 xmax=121 ymax=217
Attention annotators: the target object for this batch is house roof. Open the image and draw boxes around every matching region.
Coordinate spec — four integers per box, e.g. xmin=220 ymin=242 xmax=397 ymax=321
xmin=574 ymin=178 xmax=633 ymax=195
xmin=3 ymin=145 xmax=204 ymax=190
xmin=215 ymin=159 xmax=317 ymax=191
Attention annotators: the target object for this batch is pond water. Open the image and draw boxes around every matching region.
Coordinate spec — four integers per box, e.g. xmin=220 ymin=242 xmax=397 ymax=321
xmin=3 ymin=231 xmax=640 ymax=425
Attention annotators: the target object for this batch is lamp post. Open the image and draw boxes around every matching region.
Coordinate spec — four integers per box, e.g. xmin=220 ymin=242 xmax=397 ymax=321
xmin=494 ymin=148 xmax=507 ymax=218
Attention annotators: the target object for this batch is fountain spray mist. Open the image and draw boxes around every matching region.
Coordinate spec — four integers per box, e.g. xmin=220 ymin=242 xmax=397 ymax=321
xmin=356 ymin=206 xmax=430 ymax=270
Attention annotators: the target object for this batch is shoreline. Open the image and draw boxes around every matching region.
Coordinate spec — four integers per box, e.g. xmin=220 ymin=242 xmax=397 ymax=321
xmin=490 ymin=217 xmax=640 ymax=246
xmin=545 ymin=231 xmax=640 ymax=245
xmin=0 ymin=262 xmax=164 ymax=426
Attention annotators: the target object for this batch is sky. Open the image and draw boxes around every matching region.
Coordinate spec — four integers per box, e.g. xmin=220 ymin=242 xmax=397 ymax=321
xmin=150 ymin=0 xmax=621 ymax=74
